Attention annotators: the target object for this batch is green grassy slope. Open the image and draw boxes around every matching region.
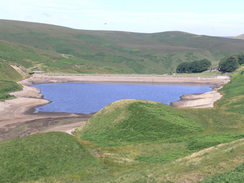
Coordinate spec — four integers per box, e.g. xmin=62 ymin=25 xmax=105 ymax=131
xmin=0 ymin=80 xmax=22 ymax=100
xmin=78 ymin=100 xmax=203 ymax=146
xmin=0 ymin=61 xmax=22 ymax=100
xmin=0 ymin=60 xmax=22 ymax=81
xmin=217 ymin=70 xmax=244 ymax=114
xmin=0 ymin=40 xmax=61 ymax=69
xmin=201 ymin=163 xmax=244 ymax=183
xmin=1 ymin=19 xmax=244 ymax=74
xmin=0 ymin=132 xmax=99 ymax=183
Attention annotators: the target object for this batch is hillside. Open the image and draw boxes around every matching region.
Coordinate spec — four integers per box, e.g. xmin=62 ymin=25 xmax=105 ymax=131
xmin=1 ymin=19 xmax=244 ymax=74
xmin=0 ymin=61 xmax=22 ymax=100
xmin=78 ymin=100 xmax=203 ymax=146
xmin=0 ymin=132 xmax=99 ymax=183
xmin=0 ymin=61 xmax=22 ymax=81
xmin=201 ymin=163 xmax=244 ymax=182
xmin=235 ymin=34 xmax=244 ymax=40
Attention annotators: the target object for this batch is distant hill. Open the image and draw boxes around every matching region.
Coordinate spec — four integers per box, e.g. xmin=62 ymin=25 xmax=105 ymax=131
xmin=1 ymin=19 xmax=244 ymax=74
xmin=235 ymin=34 xmax=244 ymax=40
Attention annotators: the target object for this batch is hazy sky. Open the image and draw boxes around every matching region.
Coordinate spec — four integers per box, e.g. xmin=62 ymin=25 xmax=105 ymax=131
xmin=1 ymin=0 xmax=244 ymax=36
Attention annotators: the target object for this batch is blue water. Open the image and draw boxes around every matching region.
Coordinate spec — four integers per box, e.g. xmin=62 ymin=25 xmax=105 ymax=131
xmin=33 ymin=82 xmax=212 ymax=114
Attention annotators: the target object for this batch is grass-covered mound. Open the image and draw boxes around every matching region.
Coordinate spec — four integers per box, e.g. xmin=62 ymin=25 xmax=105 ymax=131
xmin=0 ymin=61 xmax=22 ymax=81
xmin=217 ymin=69 xmax=244 ymax=114
xmin=0 ymin=132 xmax=99 ymax=183
xmin=77 ymin=100 xmax=203 ymax=146
xmin=0 ymin=61 xmax=23 ymax=100
xmin=0 ymin=80 xmax=22 ymax=100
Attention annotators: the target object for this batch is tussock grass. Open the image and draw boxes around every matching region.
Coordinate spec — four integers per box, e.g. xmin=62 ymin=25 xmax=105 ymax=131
xmin=217 ymin=71 xmax=244 ymax=113
xmin=0 ymin=61 xmax=22 ymax=81
xmin=0 ymin=80 xmax=22 ymax=100
xmin=0 ymin=61 xmax=23 ymax=100
xmin=201 ymin=163 xmax=244 ymax=183
xmin=0 ymin=132 xmax=99 ymax=183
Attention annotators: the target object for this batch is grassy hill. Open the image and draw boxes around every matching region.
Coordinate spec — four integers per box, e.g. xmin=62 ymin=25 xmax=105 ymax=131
xmin=0 ymin=61 xmax=22 ymax=81
xmin=235 ymin=34 xmax=244 ymax=40
xmin=201 ymin=163 xmax=244 ymax=182
xmin=1 ymin=19 xmax=244 ymax=74
xmin=0 ymin=80 xmax=22 ymax=100
xmin=0 ymin=61 xmax=22 ymax=100
xmin=78 ymin=100 xmax=203 ymax=146
xmin=0 ymin=132 xmax=100 ymax=183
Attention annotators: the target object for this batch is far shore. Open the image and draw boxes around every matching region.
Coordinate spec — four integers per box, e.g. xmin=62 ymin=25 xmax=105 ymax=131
xmin=0 ymin=73 xmax=230 ymax=141
xmin=20 ymin=73 xmax=230 ymax=86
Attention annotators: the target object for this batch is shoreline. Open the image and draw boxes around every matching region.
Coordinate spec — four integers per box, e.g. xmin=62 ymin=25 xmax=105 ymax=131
xmin=0 ymin=74 xmax=230 ymax=141
xmin=170 ymin=86 xmax=223 ymax=108
xmin=21 ymin=73 xmax=229 ymax=110
xmin=3 ymin=73 xmax=231 ymax=118
xmin=20 ymin=73 xmax=230 ymax=86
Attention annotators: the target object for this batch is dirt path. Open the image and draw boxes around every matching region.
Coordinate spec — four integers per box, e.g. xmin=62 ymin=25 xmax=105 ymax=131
xmin=43 ymin=121 xmax=86 ymax=135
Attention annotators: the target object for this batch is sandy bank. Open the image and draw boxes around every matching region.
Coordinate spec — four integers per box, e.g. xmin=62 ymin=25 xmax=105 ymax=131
xmin=20 ymin=74 xmax=230 ymax=86
xmin=0 ymin=79 xmax=83 ymax=141
xmin=0 ymin=85 xmax=49 ymax=118
xmin=171 ymin=90 xmax=223 ymax=108
xmin=0 ymin=84 xmax=80 ymax=128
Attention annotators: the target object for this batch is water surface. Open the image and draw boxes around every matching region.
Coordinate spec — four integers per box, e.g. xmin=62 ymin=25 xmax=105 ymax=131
xmin=33 ymin=82 xmax=212 ymax=114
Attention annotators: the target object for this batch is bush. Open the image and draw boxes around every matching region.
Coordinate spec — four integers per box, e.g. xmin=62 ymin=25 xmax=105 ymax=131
xmin=219 ymin=56 xmax=240 ymax=73
xmin=176 ymin=59 xmax=211 ymax=73
xmin=237 ymin=54 xmax=244 ymax=65
xmin=176 ymin=62 xmax=190 ymax=73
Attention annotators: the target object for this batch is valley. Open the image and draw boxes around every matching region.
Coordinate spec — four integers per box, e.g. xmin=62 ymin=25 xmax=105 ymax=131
xmin=0 ymin=19 xmax=243 ymax=183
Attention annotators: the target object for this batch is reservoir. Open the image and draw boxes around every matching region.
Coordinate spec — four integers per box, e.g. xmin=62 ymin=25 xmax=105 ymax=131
xmin=33 ymin=82 xmax=212 ymax=114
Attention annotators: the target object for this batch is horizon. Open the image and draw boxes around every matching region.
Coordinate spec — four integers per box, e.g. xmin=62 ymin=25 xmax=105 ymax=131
xmin=0 ymin=19 xmax=242 ymax=38
xmin=1 ymin=0 xmax=244 ymax=37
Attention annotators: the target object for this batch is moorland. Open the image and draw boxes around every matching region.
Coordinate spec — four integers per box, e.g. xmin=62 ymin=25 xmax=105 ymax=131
xmin=0 ymin=19 xmax=244 ymax=183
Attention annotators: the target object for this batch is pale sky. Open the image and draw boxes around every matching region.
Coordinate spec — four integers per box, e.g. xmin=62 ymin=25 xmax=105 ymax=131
xmin=1 ymin=0 xmax=244 ymax=36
